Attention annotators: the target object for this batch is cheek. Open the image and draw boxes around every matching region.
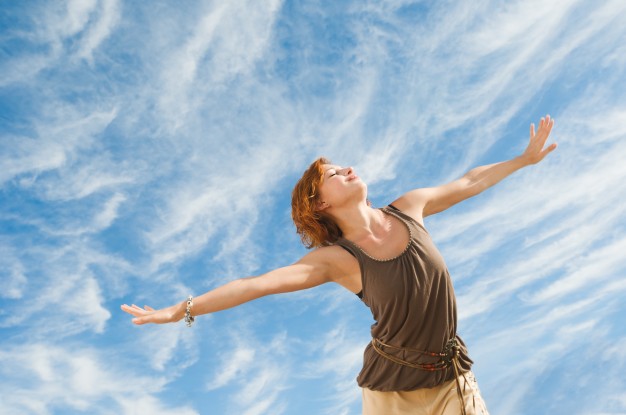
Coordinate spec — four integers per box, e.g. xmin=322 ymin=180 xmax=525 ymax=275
xmin=318 ymin=183 xmax=339 ymax=202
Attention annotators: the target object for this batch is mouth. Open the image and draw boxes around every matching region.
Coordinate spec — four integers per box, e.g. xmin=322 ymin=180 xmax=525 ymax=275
xmin=347 ymin=174 xmax=359 ymax=181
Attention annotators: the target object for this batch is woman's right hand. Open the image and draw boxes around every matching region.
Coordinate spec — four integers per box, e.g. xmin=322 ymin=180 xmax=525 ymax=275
xmin=120 ymin=302 xmax=186 ymax=325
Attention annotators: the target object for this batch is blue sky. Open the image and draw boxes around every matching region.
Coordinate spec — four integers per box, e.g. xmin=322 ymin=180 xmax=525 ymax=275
xmin=1 ymin=1 xmax=625 ymax=414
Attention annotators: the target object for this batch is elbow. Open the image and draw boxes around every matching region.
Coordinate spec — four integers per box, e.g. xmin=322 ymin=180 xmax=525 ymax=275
xmin=462 ymin=175 xmax=486 ymax=196
xmin=471 ymin=180 xmax=489 ymax=194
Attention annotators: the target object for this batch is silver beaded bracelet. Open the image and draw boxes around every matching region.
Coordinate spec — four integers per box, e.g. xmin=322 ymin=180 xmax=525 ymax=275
xmin=184 ymin=295 xmax=195 ymax=327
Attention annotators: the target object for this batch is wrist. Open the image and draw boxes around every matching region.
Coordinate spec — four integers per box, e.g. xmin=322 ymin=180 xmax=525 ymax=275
xmin=514 ymin=155 xmax=531 ymax=168
xmin=183 ymin=295 xmax=195 ymax=327
xmin=170 ymin=301 xmax=187 ymax=323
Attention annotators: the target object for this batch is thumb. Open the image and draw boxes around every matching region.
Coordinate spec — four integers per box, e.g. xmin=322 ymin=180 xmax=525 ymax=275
xmin=541 ymin=143 xmax=558 ymax=158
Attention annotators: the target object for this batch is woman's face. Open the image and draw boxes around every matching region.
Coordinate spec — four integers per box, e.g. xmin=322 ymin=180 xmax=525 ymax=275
xmin=317 ymin=164 xmax=366 ymax=210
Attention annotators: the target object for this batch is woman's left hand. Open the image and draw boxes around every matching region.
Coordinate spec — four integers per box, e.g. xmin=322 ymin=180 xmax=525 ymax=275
xmin=520 ymin=114 xmax=557 ymax=165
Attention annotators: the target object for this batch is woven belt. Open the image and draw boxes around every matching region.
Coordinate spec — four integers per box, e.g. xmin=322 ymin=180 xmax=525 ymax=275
xmin=371 ymin=337 xmax=470 ymax=415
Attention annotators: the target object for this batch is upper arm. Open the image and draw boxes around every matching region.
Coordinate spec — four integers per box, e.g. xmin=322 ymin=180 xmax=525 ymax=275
xmin=392 ymin=176 xmax=473 ymax=219
xmin=245 ymin=247 xmax=340 ymax=297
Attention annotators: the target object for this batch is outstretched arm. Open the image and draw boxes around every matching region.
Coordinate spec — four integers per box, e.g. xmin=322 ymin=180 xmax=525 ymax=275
xmin=120 ymin=247 xmax=340 ymax=325
xmin=393 ymin=114 xmax=557 ymax=219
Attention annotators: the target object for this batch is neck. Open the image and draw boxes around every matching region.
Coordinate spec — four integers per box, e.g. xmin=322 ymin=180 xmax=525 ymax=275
xmin=327 ymin=202 xmax=386 ymax=242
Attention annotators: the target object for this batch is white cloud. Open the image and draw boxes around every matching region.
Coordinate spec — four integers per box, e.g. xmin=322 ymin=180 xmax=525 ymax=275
xmin=157 ymin=0 xmax=284 ymax=130
xmin=203 ymin=328 xmax=291 ymax=415
xmin=529 ymin=236 xmax=626 ymax=303
xmin=463 ymin=0 xmax=575 ymax=57
xmin=144 ymin=145 xmax=295 ymax=273
xmin=206 ymin=346 xmax=256 ymax=391
xmin=19 ymin=270 xmax=111 ymax=335
xmin=63 ymin=0 xmax=99 ymax=37
xmin=0 ymin=135 xmax=67 ymax=186
xmin=0 ymin=343 xmax=197 ymax=415
xmin=1 ymin=107 xmax=118 ymax=187
xmin=299 ymin=322 xmax=367 ymax=415
xmin=116 ymin=396 xmax=198 ymax=415
xmin=37 ymin=161 xmax=134 ymax=202
xmin=136 ymin=323 xmax=199 ymax=371
xmin=0 ymin=0 xmax=120 ymax=86
xmin=0 ymin=240 xmax=135 ymax=339
xmin=93 ymin=192 xmax=126 ymax=229
xmin=0 ymin=244 xmax=28 ymax=299
xmin=66 ymin=275 xmax=112 ymax=333
xmin=76 ymin=0 xmax=120 ymax=63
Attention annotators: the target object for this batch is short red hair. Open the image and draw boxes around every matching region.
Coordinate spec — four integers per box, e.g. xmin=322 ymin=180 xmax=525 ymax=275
xmin=291 ymin=157 xmax=342 ymax=248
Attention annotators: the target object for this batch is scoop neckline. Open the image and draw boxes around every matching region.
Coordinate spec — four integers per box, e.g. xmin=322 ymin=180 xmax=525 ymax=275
xmin=342 ymin=207 xmax=413 ymax=262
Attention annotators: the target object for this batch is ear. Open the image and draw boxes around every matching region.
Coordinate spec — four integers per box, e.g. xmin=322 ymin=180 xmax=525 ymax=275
xmin=315 ymin=200 xmax=329 ymax=211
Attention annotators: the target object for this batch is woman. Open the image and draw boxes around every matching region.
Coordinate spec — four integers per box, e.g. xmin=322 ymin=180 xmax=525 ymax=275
xmin=122 ymin=115 xmax=556 ymax=414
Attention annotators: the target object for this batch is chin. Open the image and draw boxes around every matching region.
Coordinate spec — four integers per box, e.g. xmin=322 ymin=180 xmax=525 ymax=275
xmin=353 ymin=186 xmax=369 ymax=204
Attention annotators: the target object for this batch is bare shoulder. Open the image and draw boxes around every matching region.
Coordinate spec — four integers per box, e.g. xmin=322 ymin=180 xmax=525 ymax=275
xmin=297 ymin=245 xmax=359 ymax=278
xmin=389 ymin=193 xmax=428 ymax=225
xmin=297 ymin=244 xmax=361 ymax=294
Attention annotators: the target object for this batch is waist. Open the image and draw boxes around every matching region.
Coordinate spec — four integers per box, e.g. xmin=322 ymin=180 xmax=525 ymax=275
xmin=371 ymin=336 xmax=471 ymax=415
xmin=371 ymin=336 xmax=461 ymax=371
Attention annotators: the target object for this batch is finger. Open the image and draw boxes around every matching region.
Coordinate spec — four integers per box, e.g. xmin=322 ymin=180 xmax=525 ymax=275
xmin=539 ymin=143 xmax=558 ymax=160
xmin=540 ymin=118 xmax=555 ymax=141
xmin=144 ymin=305 xmax=155 ymax=311
xmin=537 ymin=115 xmax=552 ymax=134
xmin=121 ymin=308 xmax=142 ymax=318
xmin=543 ymin=114 xmax=552 ymax=128
xmin=121 ymin=304 xmax=139 ymax=314
xmin=121 ymin=304 xmax=150 ymax=317
xmin=530 ymin=123 xmax=535 ymax=137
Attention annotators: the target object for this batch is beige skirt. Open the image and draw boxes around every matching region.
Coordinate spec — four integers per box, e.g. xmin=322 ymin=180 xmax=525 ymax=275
xmin=362 ymin=371 xmax=489 ymax=415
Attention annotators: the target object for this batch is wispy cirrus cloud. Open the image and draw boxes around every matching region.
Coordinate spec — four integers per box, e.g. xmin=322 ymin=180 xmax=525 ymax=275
xmin=0 ymin=241 xmax=28 ymax=300
xmin=204 ymin=328 xmax=291 ymax=415
xmin=74 ymin=0 xmax=120 ymax=63
xmin=0 ymin=0 xmax=120 ymax=87
xmin=300 ymin=322 xmax=367 ymax=415
xmin=0 ymin=239 xmax=133 ymax=337
xmin=155 ymin=0 xmax=283 ymax=131
xmin=0 ymin=343 xmax=198 ymax=415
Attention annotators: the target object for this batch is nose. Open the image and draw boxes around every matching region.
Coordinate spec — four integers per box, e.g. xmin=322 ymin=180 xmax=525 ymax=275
xmin=341 ymin=166 xmax=353 ymax=176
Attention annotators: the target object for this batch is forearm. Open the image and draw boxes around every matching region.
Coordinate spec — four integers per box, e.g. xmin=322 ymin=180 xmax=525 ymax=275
xmin=464 ymin=155 xmax=529 ymax=194
xmin=190 ymin=278 xmax=260 ymax=317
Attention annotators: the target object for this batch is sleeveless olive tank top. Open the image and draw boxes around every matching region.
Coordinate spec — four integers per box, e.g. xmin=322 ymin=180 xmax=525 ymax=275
xmin=335 ymin=205 xmax=473 ymax=391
